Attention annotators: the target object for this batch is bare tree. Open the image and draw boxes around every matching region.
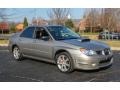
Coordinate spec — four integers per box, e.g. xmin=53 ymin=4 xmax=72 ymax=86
xmin=84 ymin=8 xmax=100 ymax=32
xmin=83 ymin=8 xmax=120 ymax=32
xmin=48 ymin=8 xmax=70 ymax=25
xmin=32 ymin=17 xmax=48 ymax=26
xmin=100 ymin=8 xmax=120 ymax=32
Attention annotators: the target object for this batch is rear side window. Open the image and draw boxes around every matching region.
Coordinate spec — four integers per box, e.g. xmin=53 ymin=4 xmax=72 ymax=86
xmin=20 ymin=27 xmax=35 ymax=38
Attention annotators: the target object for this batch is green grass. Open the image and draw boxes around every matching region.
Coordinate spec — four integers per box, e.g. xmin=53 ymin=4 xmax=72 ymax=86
xmin=100 ymin=40 xmax=120 ymax=47
xmin=81 ymin=35 xmax=98 ymax=40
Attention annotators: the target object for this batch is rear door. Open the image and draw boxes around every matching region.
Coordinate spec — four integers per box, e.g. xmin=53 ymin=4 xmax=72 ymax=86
xmin=18 ymin=27 xmax=35 ymax=56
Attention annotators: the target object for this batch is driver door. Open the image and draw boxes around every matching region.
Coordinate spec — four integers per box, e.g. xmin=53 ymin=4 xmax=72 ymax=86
xmin=32 ymin=27 xmax=54 ymax=61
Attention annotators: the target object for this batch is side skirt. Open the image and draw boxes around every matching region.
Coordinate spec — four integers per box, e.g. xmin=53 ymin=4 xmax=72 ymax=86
xmin=23 ymin=54 xmax=56 ymax=64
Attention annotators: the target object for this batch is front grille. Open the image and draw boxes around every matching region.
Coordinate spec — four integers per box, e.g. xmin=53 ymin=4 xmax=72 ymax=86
xmin=99 ymin=57 xmax=112 ymax=64
xmin=96 ymin=51 xmax=102 ymax=55
xmin=96 ymin=48 xmax=110 ymax=55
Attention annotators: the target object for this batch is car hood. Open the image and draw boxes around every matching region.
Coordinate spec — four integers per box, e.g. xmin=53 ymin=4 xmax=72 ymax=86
xmin=61 ymin=38 xmax=109 ymax=50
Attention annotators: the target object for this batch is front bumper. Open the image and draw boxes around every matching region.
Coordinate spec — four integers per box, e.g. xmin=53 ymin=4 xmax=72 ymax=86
xmin=73 ymin=54 xmax=113 ymax=70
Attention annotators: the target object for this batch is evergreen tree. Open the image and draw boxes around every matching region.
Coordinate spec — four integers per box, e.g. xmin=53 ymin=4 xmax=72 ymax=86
xmin=65 ymin=19 xmax=74 ymax=29
xmin=23 ymin=17 xmax=28 ymax=28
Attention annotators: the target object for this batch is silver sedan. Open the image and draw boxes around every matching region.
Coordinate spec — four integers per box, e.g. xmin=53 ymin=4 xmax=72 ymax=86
xmin=8 ymin=25 xmax=113 ymax=73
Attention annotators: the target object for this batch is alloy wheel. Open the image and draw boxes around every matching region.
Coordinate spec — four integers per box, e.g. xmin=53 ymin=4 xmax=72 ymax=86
xmin=13 ymin=47 xmax=20 ymax=60
xmin=57 ymin=54 xmax=71 ymax=72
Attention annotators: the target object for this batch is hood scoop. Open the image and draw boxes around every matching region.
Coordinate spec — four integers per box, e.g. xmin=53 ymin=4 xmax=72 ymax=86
xmin=78 ymin=38 xmax=91 ymax=42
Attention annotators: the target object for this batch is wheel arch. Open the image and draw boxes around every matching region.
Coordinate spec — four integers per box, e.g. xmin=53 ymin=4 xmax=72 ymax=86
xmin=12 ymin=44 xmax=19 ymax=52
xmin=54 ymin=49 xmax=71 ymax=61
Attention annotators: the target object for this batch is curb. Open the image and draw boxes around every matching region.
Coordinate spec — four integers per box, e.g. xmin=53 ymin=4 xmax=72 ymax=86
xmin=0 ymin=44 xmax=120 ymax=50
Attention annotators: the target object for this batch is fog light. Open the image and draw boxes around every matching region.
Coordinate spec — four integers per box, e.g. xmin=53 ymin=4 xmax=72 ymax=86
xmin=92 ymin=63 xmax=96 ymax=67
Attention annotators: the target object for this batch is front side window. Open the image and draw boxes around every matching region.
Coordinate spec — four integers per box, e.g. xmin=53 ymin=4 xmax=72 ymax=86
xmin=35 ymin=27 xmax=49 ymax=39
xmin=20 ymin=27 xmax=35 ymax=38
xmin=47 ymin=26 xmax=81 ymax=40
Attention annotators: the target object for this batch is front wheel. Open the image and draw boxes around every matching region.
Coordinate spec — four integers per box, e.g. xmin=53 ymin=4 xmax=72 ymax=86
xmin=56 ymin=52 xmax=74 ymax=73
xmin=12 ymin=46 xmax=23 ymax=61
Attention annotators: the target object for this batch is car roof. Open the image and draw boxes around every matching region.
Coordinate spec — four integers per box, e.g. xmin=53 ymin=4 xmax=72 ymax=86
xmin=27 ymin=25 xmax=63 ymax=28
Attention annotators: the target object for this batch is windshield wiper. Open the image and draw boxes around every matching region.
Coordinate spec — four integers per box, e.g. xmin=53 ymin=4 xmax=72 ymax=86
xmin=69 ymin=37 xmax=80 ymax=39
xmin=57 ymin=37 xmax=80 ymax=40
xmin=57 ymin=38 xmax=66 ymax=40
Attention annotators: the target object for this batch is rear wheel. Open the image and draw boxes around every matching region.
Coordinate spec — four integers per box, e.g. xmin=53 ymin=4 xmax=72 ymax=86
xmin=12 ymin=46 xmax=23 ymax=61
xmin=56 ymin=52 xmax=74 ymax=73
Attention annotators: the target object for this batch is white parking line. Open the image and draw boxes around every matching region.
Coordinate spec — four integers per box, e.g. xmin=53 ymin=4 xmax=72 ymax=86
xmin=14 ymin=75 xmax=43 ymax=82
xmin=86 ymin=78 xmax=97 ymax=82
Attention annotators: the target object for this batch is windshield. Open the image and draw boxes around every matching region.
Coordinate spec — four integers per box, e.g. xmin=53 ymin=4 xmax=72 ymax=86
xmin=47 ymin=26 xmax=81 ymax=40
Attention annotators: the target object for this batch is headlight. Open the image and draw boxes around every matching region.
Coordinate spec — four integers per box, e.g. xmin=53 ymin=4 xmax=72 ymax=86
xmin=80 ymin=48 xmax=97 ymax=56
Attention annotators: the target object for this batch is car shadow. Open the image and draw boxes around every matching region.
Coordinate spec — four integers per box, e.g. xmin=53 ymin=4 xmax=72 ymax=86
xmin=20 ymin=57 xmax=112 ymax=73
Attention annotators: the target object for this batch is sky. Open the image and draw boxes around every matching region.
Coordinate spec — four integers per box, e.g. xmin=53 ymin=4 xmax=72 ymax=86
xmin=5 ymin=8 xmax=85 ymax=23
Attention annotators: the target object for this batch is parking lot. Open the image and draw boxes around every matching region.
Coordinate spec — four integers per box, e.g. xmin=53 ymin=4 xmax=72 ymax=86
xmin=0 ymin=46 xmax=120 ymax=82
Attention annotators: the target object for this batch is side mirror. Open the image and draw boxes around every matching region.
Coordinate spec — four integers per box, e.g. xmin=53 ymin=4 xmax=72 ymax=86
xmin=41 ymin=36 xmax=50 ymax=41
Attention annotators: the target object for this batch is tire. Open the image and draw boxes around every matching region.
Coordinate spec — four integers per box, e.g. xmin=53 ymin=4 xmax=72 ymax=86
xmin=55 ymin=52 xmax=74 ymax=73
xmin=12 ymin=46 xmax=23 ymax=61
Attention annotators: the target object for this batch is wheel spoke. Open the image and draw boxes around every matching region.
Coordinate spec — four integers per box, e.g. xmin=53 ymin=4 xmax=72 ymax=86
xmin=58 ymin=56 xmax=61 ymax=61
xmin=13 ymin=47 xmax=20 ymax=59
xmin=65 ymin=63 xmax=70 ymax=67
xmin=63 ymin=65 xmax=68 ymax=71
xmin=61 ymin=55 xmax=64 ymax=60
xmin=61 ymin=65 xmax=64 ymax=71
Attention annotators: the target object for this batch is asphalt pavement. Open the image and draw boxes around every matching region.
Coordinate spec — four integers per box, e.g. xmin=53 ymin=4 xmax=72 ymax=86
xmin=0 ymin=46 xmax=120 ymax=82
